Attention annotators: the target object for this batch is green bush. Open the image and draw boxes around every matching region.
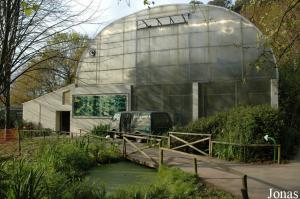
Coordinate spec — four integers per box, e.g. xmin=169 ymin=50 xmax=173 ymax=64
xmin=53 ymin=143 xmax=93 ymax=179
xmin=91 ymin=124 xmax=110 ymax=137
xmin=63 ymin=180 xmax=106 ymax=199
xmin=89 ymin=142 xmax=121 ymax=164
xmin=5 ymin=159 xmax=48 ymax=199
xmin=182 ymin=105 xmax=286 ymax=161
xmin=108 ymin=166 xmax=237 ymax=199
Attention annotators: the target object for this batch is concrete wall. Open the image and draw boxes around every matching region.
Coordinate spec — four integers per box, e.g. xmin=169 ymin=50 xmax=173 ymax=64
xmin=23 ymin=84 xmax=74 ymax=130
xmin=23 ymin=84 xmax=132 ymax=134
xmin=70 ymin=84 xmax=131 ymax=133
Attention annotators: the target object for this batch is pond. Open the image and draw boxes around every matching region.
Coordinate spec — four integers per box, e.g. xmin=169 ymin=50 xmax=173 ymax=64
xmin=86 ymin=161 xmax=157 ymax=191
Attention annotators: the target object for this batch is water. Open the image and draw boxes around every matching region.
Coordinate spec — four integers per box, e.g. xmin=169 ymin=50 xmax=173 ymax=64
xmin=86 ymin=161 xmax=157 ymax=191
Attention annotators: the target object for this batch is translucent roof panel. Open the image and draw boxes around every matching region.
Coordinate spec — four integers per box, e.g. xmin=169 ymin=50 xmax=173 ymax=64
xmin=76 ymin=4 xmax=277 ymax=86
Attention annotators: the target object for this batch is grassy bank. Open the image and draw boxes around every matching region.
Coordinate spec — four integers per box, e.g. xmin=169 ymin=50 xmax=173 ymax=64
xmin=0 ymin=136 xmax=239 ymax=199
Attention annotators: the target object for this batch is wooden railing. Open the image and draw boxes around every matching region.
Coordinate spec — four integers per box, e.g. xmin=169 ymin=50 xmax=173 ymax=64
xmin=159 ymin=147 xmax=249 ymax=199
xmin=122 ymin=134 xmax=165 ymax=167
xmin=168 ymin=132 xmax=212 ymax=157
xmin=211 ymin=141 xmax=281 ymax=164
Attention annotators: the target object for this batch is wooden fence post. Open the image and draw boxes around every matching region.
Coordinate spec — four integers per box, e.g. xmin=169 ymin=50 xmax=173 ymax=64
xmin=194 ymin=158 xmax=198 ymax=175
xmin=278 ymin=145 xmax=281 ymax=164
xmin=168 ymin=135 xmax=171 ymax=148
xmin=160 ymin=148 xmax=164 ymax=166
xmin=18 ymin=130 xmax=21 ymax=156
xmin=123 ymin=138 xmax=126 ymax=158
xmin=159 ymin=140 xmax=162 ymax=148
xmin=241 ymin=175 xmax=249 ymax=199
xmin=209 ymin=136 xmax=212 ymax=157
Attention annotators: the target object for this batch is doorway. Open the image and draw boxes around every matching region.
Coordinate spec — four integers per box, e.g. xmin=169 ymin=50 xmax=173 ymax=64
xmin=59 ymin=111 xmax=70 ymax=132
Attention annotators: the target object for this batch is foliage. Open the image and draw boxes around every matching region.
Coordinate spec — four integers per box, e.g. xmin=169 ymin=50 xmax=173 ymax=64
xmin=240 ymin=0 xmax=299 ymax=66
xmin=279 ymin=60 xmax=300 ymax=131
xmin=5 ymin=159 xmax=48 ymax=199
xmin=208 ymin=0 xmax=232 ymax=8
xmin=63 ymin=180 xmax=106 ymax=199
xmin=108 ymin=166 xmax=238 ymax=199
xmin=89 ymin=142 xmax=121 ymax=164
xmin=11 ymin=32 xmax=88 ymax=105
xmin=181 ymin=105 xmax=288 ymax=161
xmin=73 ymin=95 xmax=126 ymax=117
xmin=90 ymin=124 xmax=110 ymax=137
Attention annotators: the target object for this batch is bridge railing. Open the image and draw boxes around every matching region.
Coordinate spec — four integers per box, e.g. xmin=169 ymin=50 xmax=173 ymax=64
xmin=168 ymin=132 xmax=212 ymax=157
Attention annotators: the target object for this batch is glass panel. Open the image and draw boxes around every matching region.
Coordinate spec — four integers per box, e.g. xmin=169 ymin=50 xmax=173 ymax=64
xmin=150 ymin=50 xmax=179 ymax=66
xmin=242 ymin=27 xmax=263 ymax=46
xmin=190 ymin=64 xmax=210 ymax=81
xmin=137 ymin=52 xmax=150 ymax=67
xmin=124 ymin=31 xmax=136 ymax=40
xmin=100 ymin=42 xmax=123 ymax=56
xmin=212 ymin=63 xmax=242 ymax=80
xmin=78 ymin=72 xmax=96 ymax=85
xmin=123 ymin=68 xmax=136 ymax=83
xmin=99 ymin=55 xmax=123 ymax=70
xmin=150 ymin=65 xmax=187 ymax=83
xmin=209 ymin=28 xmax=242 ymax=46
xmin=99 ymin=70 xmax=123 ymax=84
xmin=190 ymin=32 xmax=209 ymax=47
xmin=79 ymin=58 xmax=97 ymax=72
xmin=190 ymin=47 xmax=209 ymax=64
xmin=208 ymin=7 xmax=239 ymax=21
xmin=124 ymin=54 xmax=135 ymax=68
xmin=150 ymin=26 xmax=177 ymax=37
xmin=101 ymin=33 xmax=123 ymax=43
xmin=102 ymin=22 xmax=124 ymax=35
xmin=124 ymin=40 xmax=136 ymax=53
xmin=137 ymin=38 xmax=150 ymax=52
xmin=124 ymin=20 xmax=136 ymax=32
xmin=209 ymin=19 xmax=241 ymax=32
xmin=150 ymin=35 xmax=178 ymax=51
xmin=73 ymin=95 xmax=127 ymax=117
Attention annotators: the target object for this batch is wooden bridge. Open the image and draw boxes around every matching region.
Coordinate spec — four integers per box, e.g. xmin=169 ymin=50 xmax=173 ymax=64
xmin=119 ymin=132 xmax=295 ymax=199
xmin=121 ymin=132 xmax=250 ymax=199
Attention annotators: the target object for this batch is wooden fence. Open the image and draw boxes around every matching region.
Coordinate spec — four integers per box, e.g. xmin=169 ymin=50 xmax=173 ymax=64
xmin=211 ymin=141 xmax=281 ymax=164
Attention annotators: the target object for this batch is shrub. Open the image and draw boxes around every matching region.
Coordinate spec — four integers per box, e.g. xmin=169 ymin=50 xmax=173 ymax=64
xmin=89 ymin=142 xmax=121 ymax=164
xmin=53 ymin=143 xmax=93 ymax=179
xmin=5 ymin=159 xmax=48 ymax=199
xmin=63 ymin=180 xmax=106 ymax=199
xmin=182 ymin=105 xmax=286 ymax=161
xmin=108 ymin=166 xmax=237 ymax=199
xmin=91 ymin=124 xmax=110 ymax=137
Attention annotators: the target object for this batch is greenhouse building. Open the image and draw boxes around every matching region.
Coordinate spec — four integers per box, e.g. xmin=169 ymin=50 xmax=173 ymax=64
xmin=23 ymin=4 xmax=278 ymax=133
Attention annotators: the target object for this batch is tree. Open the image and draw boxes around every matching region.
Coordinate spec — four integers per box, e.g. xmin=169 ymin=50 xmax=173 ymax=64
xmin=0 ymin=0 xmax=99 ymax=128
xmin=239 ymin=0 xmax=300 ymax=129
xmin=240 ymin=0 xmax=299 ymax=65
xmin=10 ymin=32 xmax=88 ymax=105
xmin=208 ymin=0 xmax=232 ymax=8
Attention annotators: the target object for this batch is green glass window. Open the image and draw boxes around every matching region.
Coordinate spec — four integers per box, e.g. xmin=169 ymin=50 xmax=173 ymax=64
xmin=73 ymin=95 xmax=127 ymax=117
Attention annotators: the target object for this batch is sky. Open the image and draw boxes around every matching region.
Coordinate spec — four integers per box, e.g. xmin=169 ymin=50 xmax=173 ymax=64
xmin=71 ymin=0 xmax=235 ymax=38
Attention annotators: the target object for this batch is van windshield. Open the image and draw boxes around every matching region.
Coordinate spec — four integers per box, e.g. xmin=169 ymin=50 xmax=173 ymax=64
xmin=151 ymin=113 xmax=171 ymax=127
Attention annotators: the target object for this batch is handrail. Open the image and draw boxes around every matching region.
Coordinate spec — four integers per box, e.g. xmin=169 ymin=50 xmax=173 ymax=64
xmin=169 ymin=132 xmax=212 ymax=136
xmin=211 ymin=141 xmax=280 ymax=147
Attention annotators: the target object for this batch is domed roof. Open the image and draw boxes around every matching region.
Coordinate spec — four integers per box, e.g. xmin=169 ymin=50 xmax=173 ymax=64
xmin=76 ymin=4 xmax=276 ymax=86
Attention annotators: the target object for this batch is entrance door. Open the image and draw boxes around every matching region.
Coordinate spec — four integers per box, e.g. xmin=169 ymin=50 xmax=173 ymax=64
xmin=60 ymin=111 xmax=70 ymax=132
xmin=120 ymin=113 xmax=132 ymax=133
